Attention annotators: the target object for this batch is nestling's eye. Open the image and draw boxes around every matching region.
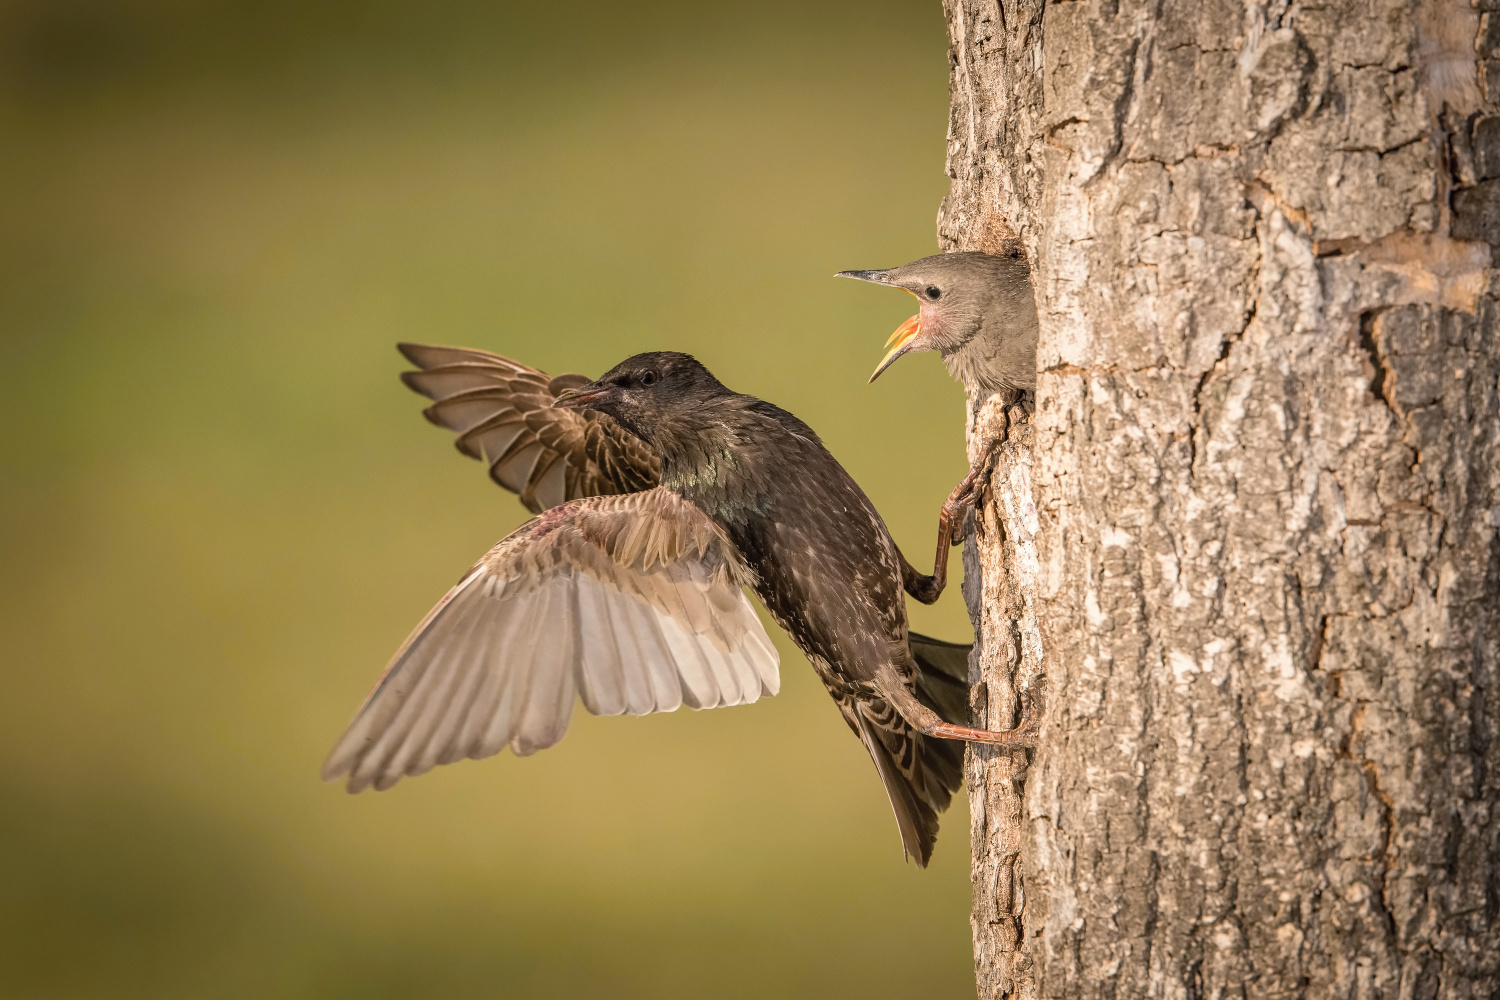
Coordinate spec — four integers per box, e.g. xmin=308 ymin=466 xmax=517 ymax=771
xmin=924 ymin=285 xmax=941 ymax=300
xmin=639 ymin=370 xmax=657 ymax=386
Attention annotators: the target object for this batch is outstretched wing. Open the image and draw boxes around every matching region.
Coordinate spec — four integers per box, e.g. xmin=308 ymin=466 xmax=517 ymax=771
xmin=322 ymin=488 xmax=779 ymax=793
xmin=398 ymin=343 xmax=661 ymax=513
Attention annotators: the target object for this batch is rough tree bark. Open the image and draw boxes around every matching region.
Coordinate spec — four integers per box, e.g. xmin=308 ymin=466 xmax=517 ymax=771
xmin=943 ymin=1 xmax=1500 ymax=997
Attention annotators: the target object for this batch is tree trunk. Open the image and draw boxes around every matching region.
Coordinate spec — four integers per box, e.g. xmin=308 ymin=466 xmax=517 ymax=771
xmin=944 ymin=2 xmax=1500 ymax=997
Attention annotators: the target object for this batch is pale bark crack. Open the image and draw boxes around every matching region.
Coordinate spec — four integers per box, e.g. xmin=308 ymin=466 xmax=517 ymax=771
xmin=1336 ymin=135 xmax=1431 ymax=159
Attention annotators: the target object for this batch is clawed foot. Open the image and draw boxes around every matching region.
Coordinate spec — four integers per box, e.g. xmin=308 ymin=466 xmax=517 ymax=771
xmin=902 ymin=446 xmax=1003 ymax=604
xmin=941 ymin=444 xmax=1000 ymax=542
xmin=940 ymin=466 xmax=981 ymax=537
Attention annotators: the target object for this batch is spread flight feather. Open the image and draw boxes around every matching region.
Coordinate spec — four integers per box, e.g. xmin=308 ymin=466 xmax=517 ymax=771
xmin=322 ymin=488 xmax=779 ymax=793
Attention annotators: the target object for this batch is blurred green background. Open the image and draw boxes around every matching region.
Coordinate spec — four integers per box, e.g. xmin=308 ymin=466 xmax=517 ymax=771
xmin=0 ymin=2 xmax=976 ymax=997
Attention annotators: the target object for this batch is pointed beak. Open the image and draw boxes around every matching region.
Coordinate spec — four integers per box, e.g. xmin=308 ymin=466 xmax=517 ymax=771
xmin=553 ymin=382 xmax=611 ymax=409
xmin=835 ymin=269 xmax=892 ymax=284
xmin=837 ymin=267 xmax=923 ymax=382
xmin=868 ymin=314 xmax=922 ymax=383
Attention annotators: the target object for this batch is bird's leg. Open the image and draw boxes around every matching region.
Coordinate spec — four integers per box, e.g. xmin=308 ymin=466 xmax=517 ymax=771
xmin=882 ymin=678 xmax=1039 ymax=748
xmin=922 ymin=702 xmax=1039 ymax=748
xmin=901 ymin=449 xmax=994 ymax=605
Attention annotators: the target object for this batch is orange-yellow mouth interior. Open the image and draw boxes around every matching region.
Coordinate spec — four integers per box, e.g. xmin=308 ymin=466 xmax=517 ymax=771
xmin=869 ymin=313 xmax=921 ymax=383
xmin=884 ymin=313 xmax=920 ymax=349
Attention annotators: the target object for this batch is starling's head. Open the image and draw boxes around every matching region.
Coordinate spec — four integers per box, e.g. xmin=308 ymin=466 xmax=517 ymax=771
xmin=837 ymin=248 xmax=1032 ymax=382
xmin=554 ymin=351 xmax=732 ymax=450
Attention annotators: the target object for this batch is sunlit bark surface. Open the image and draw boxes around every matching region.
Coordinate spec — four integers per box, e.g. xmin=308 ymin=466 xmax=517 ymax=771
xmin=944 ymin=1 xmax=1500 ymax=996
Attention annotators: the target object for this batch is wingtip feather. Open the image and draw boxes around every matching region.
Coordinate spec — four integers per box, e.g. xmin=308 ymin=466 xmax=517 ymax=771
xmin=401 ymin=370 xmax=437 ymax=401
xmin=396 ymin=342 xmax=430 ymax=367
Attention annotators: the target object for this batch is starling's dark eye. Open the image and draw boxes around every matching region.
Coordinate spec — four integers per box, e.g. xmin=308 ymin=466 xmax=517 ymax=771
xmin=924 ymin=285 xmax=941 ymax=300
xmin=639 ymin=370 xmax=657 ymax=386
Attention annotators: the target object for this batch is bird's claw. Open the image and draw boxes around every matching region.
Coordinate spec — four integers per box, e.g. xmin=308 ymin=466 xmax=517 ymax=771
xmin=941 ymin=446 xmax=999 ymax=535
xmin=1012 ymin=692 xmax=1040 ymax=739
xmin=950 ymin=465 xmax=982 ymax=506
xmin=941 ymin=466 xmax=981 ymax=526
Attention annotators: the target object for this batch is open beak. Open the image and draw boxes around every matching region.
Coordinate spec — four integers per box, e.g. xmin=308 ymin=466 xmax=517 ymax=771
xmin=553 ymin=382 xmax=611 ymax=409
xmin=868 ymin=314 xmax=921 ymax=383
xmin=837 ymin=269 xmax=922 ymax=382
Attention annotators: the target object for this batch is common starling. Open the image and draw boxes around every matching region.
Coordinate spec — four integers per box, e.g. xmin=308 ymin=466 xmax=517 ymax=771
xmin=836 ymin=249 xmax=1038 ymax=396
xmin=393 ymin=342 xmax=964 ymax=607
xmin=324 ymin=350 xmax=1035 ymax=865
xmin=838 ymin=250 xmax=1039 ymax=560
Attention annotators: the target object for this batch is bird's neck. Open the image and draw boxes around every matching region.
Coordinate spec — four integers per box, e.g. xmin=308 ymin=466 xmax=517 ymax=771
xmin=656 ymin=400 xmax=772 ymax=526
xmin=941 ymin=317 xmax=1034 ymax=398
xmin=656 ymin=405 xmax=740 ymax=483
xmin=942 ymin=337 xmax=998 ymax=396
xmin=659 ymin=436 xmax=742 ymax=493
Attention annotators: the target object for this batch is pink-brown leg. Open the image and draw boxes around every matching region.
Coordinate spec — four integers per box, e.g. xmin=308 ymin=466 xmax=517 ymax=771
xmin=923 ymin=697 xmax=1039 ymax=748
xmin=903 ymin=460 xmax=988 ymax=605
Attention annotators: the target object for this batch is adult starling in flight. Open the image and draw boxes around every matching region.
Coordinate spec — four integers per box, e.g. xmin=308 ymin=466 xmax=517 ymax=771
xmin=324 ymin=348 xmax=1034 ymax=865
xmin=837 ymin=249 xmax=1038 ymax=396
xmin=392 ymin=342 xmax=967 ymax=605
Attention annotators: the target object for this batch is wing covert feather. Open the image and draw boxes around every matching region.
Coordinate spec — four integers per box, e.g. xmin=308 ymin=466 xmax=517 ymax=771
xmin=397 ymin=343 xmax=660 ymax=512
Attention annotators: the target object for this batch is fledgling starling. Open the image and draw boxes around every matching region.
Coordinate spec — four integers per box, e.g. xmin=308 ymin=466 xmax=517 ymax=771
xmin=838 ymin=250 xmax=1040 ymax=555
xmin=837 ymin=249 xmax=1038 ymax=396
xmin=324 ymin=350 xmax=1034 ymax=865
